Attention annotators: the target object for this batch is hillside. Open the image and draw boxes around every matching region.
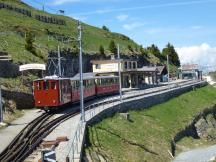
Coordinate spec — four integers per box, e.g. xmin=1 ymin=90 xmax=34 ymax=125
xmin=85 ymin=85 xmax=216 ymax=162
xmin=0 ymin=0 xmax=142 ymax=64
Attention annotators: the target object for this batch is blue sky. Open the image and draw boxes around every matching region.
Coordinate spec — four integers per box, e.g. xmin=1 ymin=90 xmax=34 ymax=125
xmin=22 ymin=0 xmax=216 ymax=67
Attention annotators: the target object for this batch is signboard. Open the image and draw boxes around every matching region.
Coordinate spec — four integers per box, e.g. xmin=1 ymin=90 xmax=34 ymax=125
xmin=19 ymin=64 xmax=46 ymax=72
xmin=42 ymin=150 xmax=56 ymax=162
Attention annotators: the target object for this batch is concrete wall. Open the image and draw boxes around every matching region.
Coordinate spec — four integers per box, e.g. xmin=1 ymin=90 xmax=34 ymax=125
xmin=87 ymin=82 xmax=206 ymax=126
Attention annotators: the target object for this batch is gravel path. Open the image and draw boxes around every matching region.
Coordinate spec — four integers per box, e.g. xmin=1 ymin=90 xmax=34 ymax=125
xmin=173 ymin=145 xmax=216 ymax=162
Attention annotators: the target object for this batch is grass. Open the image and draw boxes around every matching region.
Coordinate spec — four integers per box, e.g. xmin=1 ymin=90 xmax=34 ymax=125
xmin=0 ymin=73 xmax=37 ymax=93
xmin=85 ymin=85 xmax=216 ymax=162
xmin=0 ymin=0 xmax=141 ymax=64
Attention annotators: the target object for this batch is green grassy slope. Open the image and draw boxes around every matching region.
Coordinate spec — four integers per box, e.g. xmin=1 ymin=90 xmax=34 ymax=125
xmin=85 ymin=85 xmax=216 ymax=162
xmin=0 ymin=0 xmax=141 ymax=64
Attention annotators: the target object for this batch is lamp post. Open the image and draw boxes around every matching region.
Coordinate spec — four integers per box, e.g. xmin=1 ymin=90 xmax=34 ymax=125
xmin=77 ymin=20 xmax=85 ymax=122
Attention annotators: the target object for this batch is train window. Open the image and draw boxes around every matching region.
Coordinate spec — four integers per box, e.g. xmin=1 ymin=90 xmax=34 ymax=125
xmin=84 ymin=80 xmax=86 ymax=88
xmin=39 ymin=81 xmax=42 ymax=90
xmin=76 ymin=81 xmax=78 ymax=90
xmin=72 ymin=81 xmax=75 ymax=90
xmin=35 ymin=81 xmax=40 ymax=90
xmin=43 ymin=81 xmax=49 ymax=90
xmin=51 ymin=82 xmax=56 ymax=90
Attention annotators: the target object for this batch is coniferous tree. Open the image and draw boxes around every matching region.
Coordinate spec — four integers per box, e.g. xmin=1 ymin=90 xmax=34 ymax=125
xmin=146 ymin=44 xmax=161 ymax=58
xmin=102 ymin=25 xmax=110 ymax=32
xmin=162 ymin=43 xmax=180 ymax=67
xmin=109 ymin=40 xmax=117 ymax=54
xmin=99 ymin=45 xmax=105 ymax=55
xmin=25 ymin=31 xmax=36 ymax=54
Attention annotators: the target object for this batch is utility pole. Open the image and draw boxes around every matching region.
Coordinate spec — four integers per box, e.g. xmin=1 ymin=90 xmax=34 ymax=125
xmin=58 ymin=46 xmax=62 ymax=77
xmin=117 ymin=44 xmax=122 ymax=102
xmin=167 ymin=55 xmax=170 ymax=83
xmin=77 ymin=20 xmax=85 ymax=122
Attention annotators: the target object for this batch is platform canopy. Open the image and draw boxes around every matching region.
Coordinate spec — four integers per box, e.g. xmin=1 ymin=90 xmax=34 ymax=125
xmin=19 ymin=64 xmax=46 ymax=72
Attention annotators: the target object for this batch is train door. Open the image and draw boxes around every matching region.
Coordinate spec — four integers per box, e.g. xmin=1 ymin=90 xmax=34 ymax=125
xmin=59 ymin=79 xmax=71 ymax=105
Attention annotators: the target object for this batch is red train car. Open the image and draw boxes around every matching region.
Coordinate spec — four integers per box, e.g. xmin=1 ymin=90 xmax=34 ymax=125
xmin=95 ymin=76 xmax=119 ymax=95
xmin=33 ymin=73 xmax=120 ymax=110
xmin=70 ymin=74 xmax=96 ymax=102
xmin=33 ymin=77 xmax=71 ymax=109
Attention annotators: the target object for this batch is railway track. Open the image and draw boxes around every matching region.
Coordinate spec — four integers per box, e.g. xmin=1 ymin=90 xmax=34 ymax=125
xmin=0 ymin=80 xmax=205 ymax=162
xmin=0 ymin=111 xmax=79 ymax=162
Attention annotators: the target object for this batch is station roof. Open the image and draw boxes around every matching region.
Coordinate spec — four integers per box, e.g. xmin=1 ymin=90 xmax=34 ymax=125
xmin=179 ymin=64 xmax=199 ymax=71
xmin=71 ymin=73 xmax=118 ymax=80
xmin=137 ymin=66 xmax=167 ymax=75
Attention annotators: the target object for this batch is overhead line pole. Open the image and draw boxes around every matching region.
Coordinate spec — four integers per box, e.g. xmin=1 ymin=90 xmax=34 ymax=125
xmin=58 ymin=46 xmax=62 ymax=77
xmin=77 ymin=20 xmax=85 ymax=122
xmin=167 ymin=55 xmax=170 ymax=83
xmin=117 ymin=44 xmax=122 ymax=102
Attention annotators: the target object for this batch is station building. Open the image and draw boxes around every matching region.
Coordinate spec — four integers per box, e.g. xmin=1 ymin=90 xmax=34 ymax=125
xmin=178 ymin=64 xmax=202 ymax=80
xmin=91 ymin=58 xmax=168 ymax=88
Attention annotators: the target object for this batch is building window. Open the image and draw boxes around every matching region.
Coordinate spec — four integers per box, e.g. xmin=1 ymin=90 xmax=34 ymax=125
xmin=124 ymin=62 xmax=127 ymax=69
xmin=133 ymin=62 xmax=136 ymax=69
xmin=129 ymin=62 xmax=132 ymax=69
xmin=95 ymin=64 xmax=101 ymax=69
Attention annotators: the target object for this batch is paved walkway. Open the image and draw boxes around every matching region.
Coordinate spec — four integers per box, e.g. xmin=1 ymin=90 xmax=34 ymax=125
xmin=0 ymin=109 xmax=43 ymax=153
xmin=173 ymin=145 xmax=216 ymax=162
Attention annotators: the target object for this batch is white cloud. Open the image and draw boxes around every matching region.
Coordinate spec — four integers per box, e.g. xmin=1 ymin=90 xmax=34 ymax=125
xmin=176 ymin=43 xmax=216 ymax=69
xmin=123 ymin=22 xmax=145 ymax=30
xmin=52 ymin=0 xmax=81 ymax=5
xmin=116 ymin=14 xmax=128 ymax=22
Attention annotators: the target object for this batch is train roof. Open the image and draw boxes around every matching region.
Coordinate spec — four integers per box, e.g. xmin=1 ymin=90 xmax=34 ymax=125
xmin=34 ymin=73 xmax=118 ymax=81
xmin=34 ymin=75 xmax=69 ymax=81
xmin=71 ymin=73 xmax=118 ymax=80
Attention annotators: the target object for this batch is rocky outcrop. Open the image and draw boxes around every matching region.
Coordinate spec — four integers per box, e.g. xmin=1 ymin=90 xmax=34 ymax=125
xmin=0 ymin=61 xmax=20 ymax=78
xmin=2 ymin=89 xmax=34 ymax=109
xmin=195 ymin=114 xmax=216 ymax=140
xmin=171 ymin=105 xmax=216 ymax=156
xmin=47 ymin=50 xmax=149 ymax=77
